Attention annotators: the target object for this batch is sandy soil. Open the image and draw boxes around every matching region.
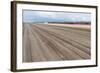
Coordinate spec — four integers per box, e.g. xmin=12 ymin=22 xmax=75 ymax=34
xmin=47 ymin=23 xmax=91 ymax=29
xmin=23 ymin=24 xmax=91 ymax=62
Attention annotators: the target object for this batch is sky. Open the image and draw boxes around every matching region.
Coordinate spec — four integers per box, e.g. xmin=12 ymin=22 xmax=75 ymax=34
xmin=23 ymin=10 xmax=91 ymax=23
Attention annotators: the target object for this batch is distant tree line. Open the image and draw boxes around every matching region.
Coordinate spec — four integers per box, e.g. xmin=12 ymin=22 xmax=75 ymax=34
xmin=23 ymin=22 xmax=91 ymax=25
xmin=49 ymin=22 xmax=91 ymax=24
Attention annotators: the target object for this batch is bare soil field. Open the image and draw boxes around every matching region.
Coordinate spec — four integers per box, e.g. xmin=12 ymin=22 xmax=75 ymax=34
xmin=47 ymin=23 xmax=91 ymax=29
xmin=23 ymin=23 xmax=91 ymax=62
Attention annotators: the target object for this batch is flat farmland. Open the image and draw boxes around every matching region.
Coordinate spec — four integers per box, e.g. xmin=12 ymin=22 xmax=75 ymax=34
xmin=22 ymin=23 xmax=91 ymax=62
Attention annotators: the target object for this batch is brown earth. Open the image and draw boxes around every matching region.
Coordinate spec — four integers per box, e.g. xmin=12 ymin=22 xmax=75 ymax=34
xmin=23 ymin=24 xmax=91 ymax=62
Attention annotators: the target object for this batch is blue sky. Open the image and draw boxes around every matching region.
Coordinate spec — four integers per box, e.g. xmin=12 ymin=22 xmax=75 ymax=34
xmin=23 ymin=10 xmax=91 ymax=23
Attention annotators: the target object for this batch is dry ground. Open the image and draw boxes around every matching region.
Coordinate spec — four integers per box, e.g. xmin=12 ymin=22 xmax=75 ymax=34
xmin=47 ymin=23 xmax=91 ymax=29
xmin=22 ymin=23 xmax=91 ymax=62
